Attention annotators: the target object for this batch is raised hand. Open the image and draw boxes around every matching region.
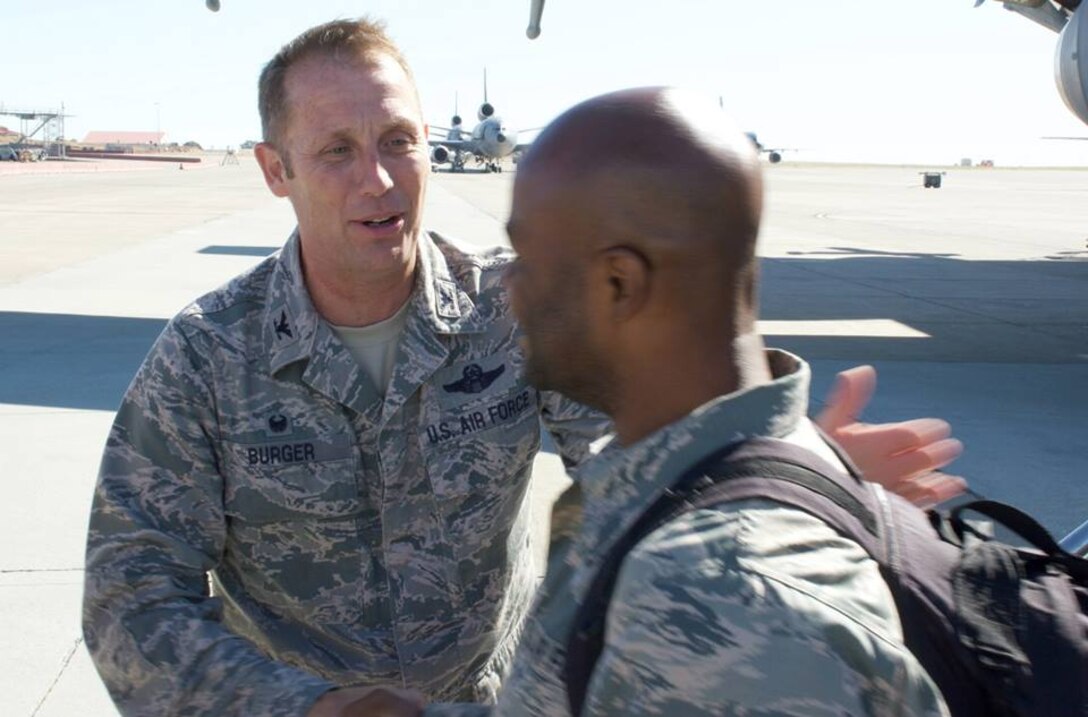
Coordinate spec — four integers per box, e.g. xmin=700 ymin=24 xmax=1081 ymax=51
xmin=816 ymin=365 xmax=967 ymax=508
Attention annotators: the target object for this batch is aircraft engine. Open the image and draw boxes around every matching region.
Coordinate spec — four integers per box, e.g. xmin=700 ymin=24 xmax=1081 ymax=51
xmin=527 ymin=0 xmax=545 ymax=39
xmin=451 ymin=115 xmax=462 ymax=127
xmin=431 ymin=146 xmax=450 ymax=164
xmin=768 ymin=151 xmax=782 ymax=163
xmin=1056 ymin=1 xmax=1088 ymax=125
xmin=206 ymin=0 xmax=220 ymax=11
xmin=478 ymin=103 xmax=495 ymax=121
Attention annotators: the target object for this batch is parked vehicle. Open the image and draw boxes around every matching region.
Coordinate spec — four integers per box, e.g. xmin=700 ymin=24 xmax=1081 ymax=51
xmin=6 ymin=145 xmax=47 ymax=162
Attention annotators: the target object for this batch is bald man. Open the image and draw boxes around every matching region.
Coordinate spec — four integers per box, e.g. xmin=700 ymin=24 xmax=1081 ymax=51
xmin=426 ymin=87 xmax=950 ymax=717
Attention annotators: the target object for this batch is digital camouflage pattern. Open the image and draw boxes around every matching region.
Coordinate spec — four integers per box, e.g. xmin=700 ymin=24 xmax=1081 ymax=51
xmin=427 ymin=350 xmax=950 ymax=717
xmin=83 ymin=230 xmax=609 ymax=717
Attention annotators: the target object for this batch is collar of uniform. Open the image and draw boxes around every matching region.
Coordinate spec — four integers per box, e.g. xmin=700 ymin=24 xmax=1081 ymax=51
xmin=264 ymin=229 xmax=486 ymax=375
xmin=572 ymin=349 xmax=811 ymax=573
xmin=264 ymin=230 xmax=323 ymax=375
xmin=412 ymin=230 xmax=485 ymax=334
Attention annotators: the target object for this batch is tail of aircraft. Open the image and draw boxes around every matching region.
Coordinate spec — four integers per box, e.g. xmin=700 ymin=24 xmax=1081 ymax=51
xmin=479 ymin=69 xmax=494 ymax=121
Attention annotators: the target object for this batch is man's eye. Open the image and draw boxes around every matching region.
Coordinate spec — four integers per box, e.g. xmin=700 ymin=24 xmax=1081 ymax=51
xmin=386 ymin=135 xmax=415 ymax=150
xmin=326 ymin=145 xmax=351 ymax=156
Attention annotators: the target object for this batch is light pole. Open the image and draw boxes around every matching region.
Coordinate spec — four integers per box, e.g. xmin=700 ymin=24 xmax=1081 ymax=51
xmin=155 ymin=102 xmax=161 ymax=147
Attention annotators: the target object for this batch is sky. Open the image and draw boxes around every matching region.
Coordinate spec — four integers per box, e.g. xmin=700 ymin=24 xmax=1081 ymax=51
xmin=2 ymin=0 xmax=1087 ymax=166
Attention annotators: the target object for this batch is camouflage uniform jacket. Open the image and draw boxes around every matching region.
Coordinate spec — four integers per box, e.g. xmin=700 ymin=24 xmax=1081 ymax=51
xmin=427 ymin=350 xmax=949 ymax=717
xmin=83 ymin=230 xmax=607 ymax=717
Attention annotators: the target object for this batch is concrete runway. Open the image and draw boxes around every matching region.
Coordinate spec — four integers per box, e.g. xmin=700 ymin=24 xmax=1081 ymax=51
xmin=1 ymin=156 xmax=1085 ymax=715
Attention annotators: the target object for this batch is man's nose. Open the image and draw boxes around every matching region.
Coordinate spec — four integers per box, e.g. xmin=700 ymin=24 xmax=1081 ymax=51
xmin=356 ymin=153 xmax=394 ymax=196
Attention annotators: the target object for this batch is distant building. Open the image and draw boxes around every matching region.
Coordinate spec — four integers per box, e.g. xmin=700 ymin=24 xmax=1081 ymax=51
xmin=82 ymin=131 xmax=166 ymax=150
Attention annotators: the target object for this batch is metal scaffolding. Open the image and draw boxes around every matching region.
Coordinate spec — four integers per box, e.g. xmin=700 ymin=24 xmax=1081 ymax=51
xmin=0 ymin=104 xmax=69 ymax=158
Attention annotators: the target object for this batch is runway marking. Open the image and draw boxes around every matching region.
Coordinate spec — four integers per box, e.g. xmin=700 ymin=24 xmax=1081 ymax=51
xmin=30 ymin=637 xmax=82 ymax=717
xmin=758 ymin=319 xmax=930 ymax=338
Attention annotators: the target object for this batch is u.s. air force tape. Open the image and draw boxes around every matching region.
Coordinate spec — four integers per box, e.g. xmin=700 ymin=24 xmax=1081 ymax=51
xmin=426 ymin=389 xmax=534 ymax=445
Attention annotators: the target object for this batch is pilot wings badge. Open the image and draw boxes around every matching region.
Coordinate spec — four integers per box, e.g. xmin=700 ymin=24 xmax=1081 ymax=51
xmin=443 ymin=363 xmax=505 ymax=395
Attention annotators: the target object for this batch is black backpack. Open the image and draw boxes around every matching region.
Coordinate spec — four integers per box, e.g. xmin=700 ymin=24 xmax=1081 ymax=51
xmin=564 ymin=437 xmax=1088 ymax=717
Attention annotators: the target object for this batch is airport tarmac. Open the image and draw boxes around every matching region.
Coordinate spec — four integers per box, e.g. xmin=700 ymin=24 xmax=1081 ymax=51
xmin=1 ymin=157 xmax=1085 ymax=715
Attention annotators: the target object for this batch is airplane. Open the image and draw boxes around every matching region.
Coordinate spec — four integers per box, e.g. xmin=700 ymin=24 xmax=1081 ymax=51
xmin=200 ymin=0 xmax=1086 ymax=133
xmin=745 ymin=132 xmax=792 ymax=164
xmin=198 ymin=0 xmax=1088 ymax=139
xmin=428 ymin=71 xmax=534 ymax=173
xmin=974 ymin=1 xmax=1087 ymax=126
xmin=523 ymin=0 xmax=1088 ymax=129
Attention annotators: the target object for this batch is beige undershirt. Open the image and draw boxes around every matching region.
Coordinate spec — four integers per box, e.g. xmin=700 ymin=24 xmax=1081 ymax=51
xmin=329 ymin=300 xmax=410 ymax=397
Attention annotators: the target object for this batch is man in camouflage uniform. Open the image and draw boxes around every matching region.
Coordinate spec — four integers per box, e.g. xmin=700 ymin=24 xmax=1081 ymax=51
xmin=425 ymin=88 xmax=950 ymax=716
xmin=83 ymin=18 xmax=605 ymax=717
xmin=83 ymin=19 xmax=962 ymax=717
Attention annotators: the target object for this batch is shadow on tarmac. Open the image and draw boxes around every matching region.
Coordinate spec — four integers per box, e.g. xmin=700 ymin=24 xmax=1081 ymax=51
xmin=4 ymin=252 xmax=1083 ymax=409
xmin=198 ymin=245 xmax=280 ymax=257
xmin=1 ymin=312 xmax=166 ymax=411
xmin=760 ymin=252 xmax=1086 ymax=363
xmin=3 ymin=252 xmax=1083 ymax=412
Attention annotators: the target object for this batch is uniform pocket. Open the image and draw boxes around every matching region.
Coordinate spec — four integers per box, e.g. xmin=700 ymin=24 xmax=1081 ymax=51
xmin=221 ymin=434 xmax=361 ymax=523
xmin=217 ymin=438 xmax=375 ymax=624
xmin=421 ymin=380 xmax=541 ymax=593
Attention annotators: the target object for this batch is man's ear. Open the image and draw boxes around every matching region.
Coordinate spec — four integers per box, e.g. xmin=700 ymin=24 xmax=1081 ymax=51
xmin=254 ymin=142 xmax=290 ymax=198
xmin=599 ymin=246 xmax=650 ymax=322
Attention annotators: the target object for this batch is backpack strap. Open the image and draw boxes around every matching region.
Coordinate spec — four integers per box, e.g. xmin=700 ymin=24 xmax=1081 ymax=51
xmin=951 ymin=500 xmax=1088 ymax=578
xmin=564 ymin=435 xmax=884 ymax=716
